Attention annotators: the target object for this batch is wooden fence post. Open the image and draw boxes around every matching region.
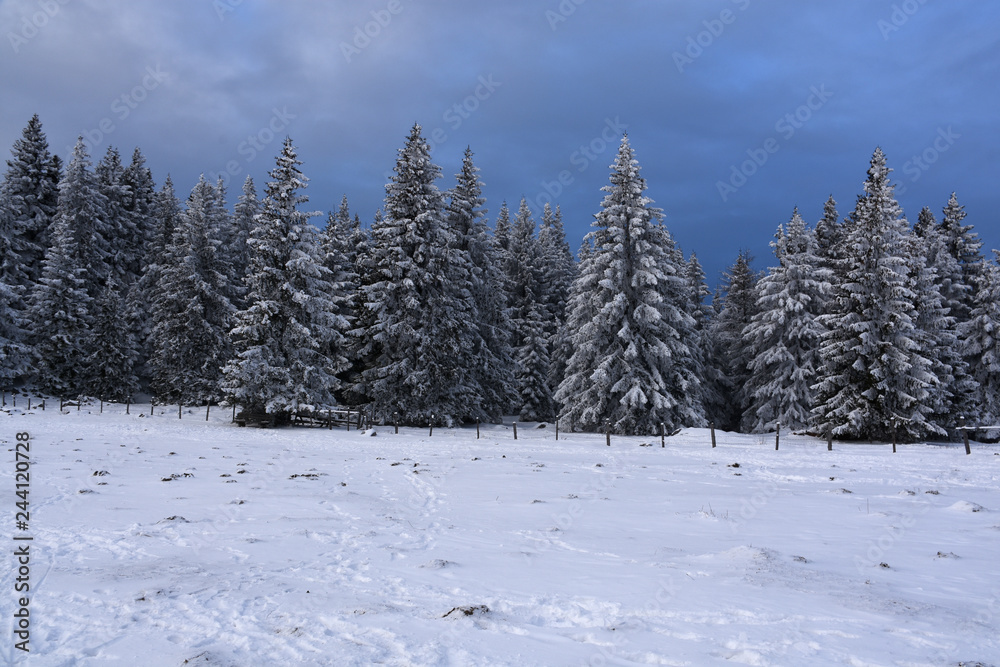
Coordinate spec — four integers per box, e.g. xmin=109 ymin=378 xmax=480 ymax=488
xmin=429 ymin=417 xmax=434 ymax=437
xmin=555 ymin=419 xmax=559 ymax=441
xmin=661 ymin=422 xmax=665 ymax=448
xmin=476 ymin=420 xmax=480 ymax=439
xmin=27 ymin=397 xmax=31 ymax=411
xmin=232 ymin=404 xmax=237 ymax=423
xmin=100 ymin=397 xmax=103 ymax=413
xmin=827 ymin=430 xmax=833 ymax=451
xmin=891 ymin=420 xmax=897 ymax=453
xmin=513 ymin=421 xmax=518 ymax=440
xmin=960 ymin=416 xmax=971 ymax=456
xmin=775 ymin=422 xmax=780 ymax=451
xmin=206 ymin=403 xmax=211 ymax=421
xmin=178 ymin=403 xmax=182 ymax=419
xmin=710 ymin=421 xmax=716 ymax=448
xmin=125 ymin=396 xmax=130 ymax=415
xmin=605 ymin=420 xmax=611 ymax=447
xmin=150 ymin=399 xmax=154 ymax=417
xmin=394 ymin=412 xmax=399 ymax=435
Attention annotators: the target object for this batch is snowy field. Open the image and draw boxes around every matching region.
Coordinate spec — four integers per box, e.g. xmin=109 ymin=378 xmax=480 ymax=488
xmin=3 ymin=401 xmax=1000 ymax=666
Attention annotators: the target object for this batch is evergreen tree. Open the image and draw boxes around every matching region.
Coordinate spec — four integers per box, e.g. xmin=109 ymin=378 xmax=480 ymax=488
xmin=538 ymin=203 xmax=577 ymax=392
xmin=742 ymin=209 xmax=830 ymax=433
xmin=517 ymin=300 xmax=556 ymax=421
xmin=0 ymin=233 xmax=29 ymax=384
xmin=556 ymin=135 xmax=702 ymax=434
xmin=229 ymin=175 xmax=258 ymax=309
xmin=686 ymin=252 xmax=726 ymax=423
xmin=0 ymin=114 xmax=60 ymax=290
xmin=318 ymin=195 xmax=360 ymax=400
xmin=814 ymin=195 xmax=841 ymax=263
xmin=446 ymin=148 xmax=516 ymax=420
xmin=134 ymin=177 xmax=183 ymax=360
xmin=223 ymin=139 xmax=349 ymax=418
xmin=813 ymin=148 xmax=938 ymax=441
xmin=84 ymin=280 xmax=140 ymax=401
xmin=96 ymin=147 xmax=134 ymax=287
xmin=960 ymin=254 xmax=1000 ymax=426
xmin=707 ymin=250 xmax=759 ymax=430
xmin=121 ymin=147 xmax=156 ymax=284
xmin=938 ymin=192 xmax=982 ymax=325
xmin=27 ymin=139 xmax=109 ymax=396
xmin=149 ymin=176 xmax=236 ymax=403
xmin=912 ymin=206 xmax=978 ymax=428
xmin=360 ymin=124 xmax=484 ymax=425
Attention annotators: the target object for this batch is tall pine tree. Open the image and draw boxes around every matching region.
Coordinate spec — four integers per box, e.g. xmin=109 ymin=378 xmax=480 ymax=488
xmin=813 ymin=148 xmax=938 ymax=441
xmin=359 ymin=125 xmax=484 ymax=425
xmin=223 ymin=139 xmax=349 ymax=419
xmin=27 ymin=139 xmax=109 ymax=396
xmin=742 ymin=209 xmax=830 ymax=433
xmin=556 ymin=135 xmax=701 ymax=434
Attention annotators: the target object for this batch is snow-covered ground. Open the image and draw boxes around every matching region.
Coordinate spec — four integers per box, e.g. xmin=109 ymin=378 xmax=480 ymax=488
xmin=3 ymin=400 xmax=999 ymax=666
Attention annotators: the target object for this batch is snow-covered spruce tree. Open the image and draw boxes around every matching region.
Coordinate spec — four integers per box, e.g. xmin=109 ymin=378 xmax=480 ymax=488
xmin=318 ymin=195 xmax=360 ymax=400
xmin=742 ymin=209 xmax=830 ymax=433
xmin=223 ymin=138 xmax=349 ymax=419
xmin=549 ymin=238 xmax=597 ymax=422
xmin=911 ymin=208 xmax=978 ymax=429
xmin=360 ymin=124 xmax=485 ymax=426
xmin=122 ymin=148 xmax=156 ymax=283
xmin=556 ymin=135 xmax=702 ymax=435
xmin=537 ymin=204 xmax=576 ymax=338
xmin=506 ymin=199 xmax=543 ymax=348
xmin=938 ymin=192 xmax=982 ymax=325
xmin=228 ymin=175 xmax=258 ymax=310
xmin=538 ymin=203 xmax=577 ymax=393
xmin=685 ymin=252 xmax=725 ymax=420
xmin=960 ymin=254 xmax=1000 ymax=426
xmin=706 ymin=250 xmax=759 ymax=431
xmin=446 ymin=148 xmax=516 ymax=420
xmin=517 ymin=300 xmax=556 ymax=421
xmin=812 ymin=148 xmax=938 ymax=442
xmin=0 ymin=229 xmax=29 ymax=385
xmin=344 ymin=209 xmax=381 ymax=407
xmin=133 ymin=176 xmax=183 ymax=365
xmin=148 ymin=176 xmax=236 ymax=404
xmin=27 ymin=139 xmax=109 ymax=397
xmin=0 ymin=114 xmax=61 ymax=291
xmin=96 ymin=147 xmax=138 ymax=287
xmin=504 ymin=198 xmax=559 ymax=418
xmin=83 ymin=280 xmax=140 ymax=401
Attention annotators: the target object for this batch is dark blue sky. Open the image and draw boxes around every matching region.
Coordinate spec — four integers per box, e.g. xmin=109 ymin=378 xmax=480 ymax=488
xmin=2 ymin=0 xmax=998 ymax=285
